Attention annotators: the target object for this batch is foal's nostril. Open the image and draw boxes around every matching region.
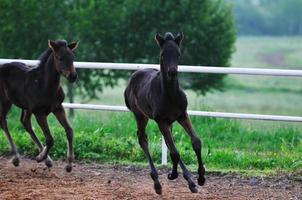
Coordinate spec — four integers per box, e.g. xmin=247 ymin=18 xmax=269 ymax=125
xmin=68 ymin=73 xmax=78 ymax=83
xmin=168 ymin=69 xmax=178 ymax=77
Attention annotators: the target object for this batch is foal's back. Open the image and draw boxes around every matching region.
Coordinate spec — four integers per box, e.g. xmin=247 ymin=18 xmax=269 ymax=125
xmin=0 ymin=62 xmax=29 ymax=79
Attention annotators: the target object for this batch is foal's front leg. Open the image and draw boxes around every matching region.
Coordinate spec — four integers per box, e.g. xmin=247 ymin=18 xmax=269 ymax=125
xmin=178 ymin=113 xmax=206 ymax=186
xmin=53 ymin=105 xmax=74 ymax=172
xmin=158 ymin=122 xmax=198 ymax=193
xmin=34 ymin=113 xmax=54 ymax=163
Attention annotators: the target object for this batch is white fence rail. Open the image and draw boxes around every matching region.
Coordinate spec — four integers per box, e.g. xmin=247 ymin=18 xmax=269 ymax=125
xmin=63 ymin=103 xmax=302 ymax=122
xmin=1 ymin=59 xmax=302 ymax=76
xmin=1 ymin=58 xmax=302 ymax=165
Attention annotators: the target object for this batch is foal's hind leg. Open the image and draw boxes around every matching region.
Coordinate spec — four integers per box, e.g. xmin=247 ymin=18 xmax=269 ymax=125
xmin=34 ymin=113 xmax=54 ymax=163
xmin=158 ymin=122 xmax=198 ymax=193
xmin=178 ymin=113 xmax=206 ymax=186
xmin=20 ymin=110 xmax=53 ymax=168
xmin=0 ymin=102 xmax=20 ymax=166
xmin=135 ymin=114 xmax=162 ymax=195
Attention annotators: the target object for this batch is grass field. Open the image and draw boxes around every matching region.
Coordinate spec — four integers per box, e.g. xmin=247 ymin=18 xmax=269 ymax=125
xmin=0 ymin=36 xmax=301 ymax=172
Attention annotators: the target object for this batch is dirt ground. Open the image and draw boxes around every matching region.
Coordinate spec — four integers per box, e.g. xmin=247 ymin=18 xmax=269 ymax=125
xmin=0 ymin=157 xmax=301 ymax=200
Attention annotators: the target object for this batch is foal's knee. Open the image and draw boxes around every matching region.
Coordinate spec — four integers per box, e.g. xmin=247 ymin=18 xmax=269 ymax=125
xmin=46 ymin=135 xmax=54 ymax=148
xmin=65 ymin=127 xmax=73 ymax=142
xmin=20 ymin=115 xmax=31 ymax=132
xmin=137 ymin=131 xmax=147 ymax=147
xmin=192 ymin=137 xmax=201 ymax=150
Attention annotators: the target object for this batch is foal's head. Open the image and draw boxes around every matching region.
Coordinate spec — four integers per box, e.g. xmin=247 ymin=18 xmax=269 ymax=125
xmin=48 ymin=40 xmax=79 ymax=83
xmin=155 ymin=32 xmax=183 ymax=80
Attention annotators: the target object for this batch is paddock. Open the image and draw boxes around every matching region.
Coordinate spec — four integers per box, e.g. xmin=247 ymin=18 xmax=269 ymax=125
xmin=0 ymin=157 xmax=301 ymax=200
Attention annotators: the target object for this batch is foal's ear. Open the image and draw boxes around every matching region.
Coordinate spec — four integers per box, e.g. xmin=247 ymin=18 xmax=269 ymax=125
xmin=48 ymin=40 xmax=60 ymax=52
xmin=68 ymin=41 xmax=79 ymax=51
xmin=155 ymin=32 xmax=165 ymax=47
xmin=175 ymin=32 xmax=184 ymax=46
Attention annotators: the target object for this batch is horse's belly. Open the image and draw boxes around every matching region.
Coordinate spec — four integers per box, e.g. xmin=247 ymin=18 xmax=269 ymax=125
xmin=31 ymin=105 xmax=52 ymax=114
xmin=154 ymin=109 xmax=184 ymax=124
xmin=3 ymin=88 xmax=28 ymax=109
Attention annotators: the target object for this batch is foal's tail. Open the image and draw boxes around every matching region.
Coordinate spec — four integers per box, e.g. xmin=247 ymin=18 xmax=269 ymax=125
xmin=0 ymin=64 xmax=4 ymax=79
xmin=0 ymin=63 xmax=8 ymax=79
xmin=0 ymin=64 xmax=3 ymax=77
xmin=124 ymin=88 xmax=131 ymax=109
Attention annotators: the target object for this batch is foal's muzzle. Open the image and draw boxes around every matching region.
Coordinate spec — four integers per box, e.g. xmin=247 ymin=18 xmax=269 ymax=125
xmin=67 ymin=73 xmax=78 ymax=83
xmin=168 ymin=69 xmax=178 ymax=78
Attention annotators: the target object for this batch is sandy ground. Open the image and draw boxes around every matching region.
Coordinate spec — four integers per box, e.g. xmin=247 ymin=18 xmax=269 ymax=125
xmin=0 ymin=157 xmax=301 ymax=200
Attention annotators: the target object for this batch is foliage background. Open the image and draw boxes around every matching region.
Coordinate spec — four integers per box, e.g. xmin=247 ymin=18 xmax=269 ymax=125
xmin=0 ymin=0 xmax=236 ymax=99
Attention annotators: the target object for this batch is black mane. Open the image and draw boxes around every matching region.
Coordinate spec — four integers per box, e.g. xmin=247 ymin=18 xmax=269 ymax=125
xmin=38 ymin=40 xmax=68 ymax=68
xmin=38 ymin=48 xmax=53 ymax=68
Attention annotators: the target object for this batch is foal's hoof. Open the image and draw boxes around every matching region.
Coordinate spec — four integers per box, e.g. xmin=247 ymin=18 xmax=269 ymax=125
xmin=36 ymin=155 xmax=45 ymax=162
xmin=154 ymin=182 xmax=162 ymax=195
xmin=11 ymin=157 xmax=20 ymax=167
xmin=65 ymin=164 xmax=72 ymax=173
xmin=189 ymin=181 xmax=198 ymax=193
xmin=198 ymin=176 xmax=206 ymax=186
xmin=168 ymin=171 xmax=178 ymax=180
xmin=189 ymin=182 xmax=198 ymax=193
xmin=36 ymin=154 xmax=47 ymax=163
xmin=44 ymin=157 xmax=53 ymax=168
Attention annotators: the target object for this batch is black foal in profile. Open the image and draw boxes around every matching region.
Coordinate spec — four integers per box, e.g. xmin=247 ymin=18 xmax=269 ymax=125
xmin=0 ymin=40 xmax=79 ymax=172
xmin=124 ymin=32 xmax=206 ymax=194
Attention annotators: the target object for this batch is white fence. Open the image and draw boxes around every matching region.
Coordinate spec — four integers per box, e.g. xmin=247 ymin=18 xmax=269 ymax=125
xmin=1 ymin=58 xmax=302 ymax=165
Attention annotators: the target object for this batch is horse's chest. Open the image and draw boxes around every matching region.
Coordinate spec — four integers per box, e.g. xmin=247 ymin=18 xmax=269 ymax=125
xmin=154 ymin=104 xmax=185 ymax=123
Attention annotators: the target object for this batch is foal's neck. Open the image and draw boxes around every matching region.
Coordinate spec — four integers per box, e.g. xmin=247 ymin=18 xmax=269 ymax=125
xmin=160 ymin=69 xmax=180 ymax=99
xmin=42 ymin=53 xmax=60 ymax=91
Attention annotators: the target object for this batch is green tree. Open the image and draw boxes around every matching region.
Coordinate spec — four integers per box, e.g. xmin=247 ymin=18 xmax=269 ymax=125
xmin=66 ymin=0 xmax=127 ymax=102
xmin=118 ymin=0 xmax=236 ymax=94
xmin=0 ymin=0 xmax=236 ymax=101
xmin=0 ymin=0 xmax=68 ymax=58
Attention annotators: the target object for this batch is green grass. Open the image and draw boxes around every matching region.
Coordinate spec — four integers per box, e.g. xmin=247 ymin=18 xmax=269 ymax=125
xmin=0 ymin=107 xmax=301 ymax=172
xmin=1 ymin=36 xmax=302 ymax=173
